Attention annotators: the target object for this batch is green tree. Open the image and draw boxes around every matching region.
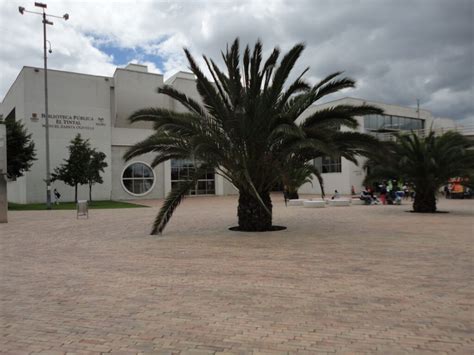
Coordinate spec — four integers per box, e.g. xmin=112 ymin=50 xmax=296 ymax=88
xmin=4 ymin=116 xmax=36 ymax=179
xmin=52 ymin=134 xmax=91 ymax=202
xmin=125 ymin=38 xmax=382 ymax=234
xmin=85 ymin=150 xmax=108 ymax=202
xmin=364 ymin=131 xmax=474 ymax=212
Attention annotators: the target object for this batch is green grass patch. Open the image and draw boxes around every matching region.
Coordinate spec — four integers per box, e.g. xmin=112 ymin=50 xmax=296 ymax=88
xmin=8 ymin=200 xmax=148 ymax=211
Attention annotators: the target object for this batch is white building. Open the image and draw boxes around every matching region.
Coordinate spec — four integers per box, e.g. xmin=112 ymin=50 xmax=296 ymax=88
xmin=0 ymin=64 xmax=457 ymax=203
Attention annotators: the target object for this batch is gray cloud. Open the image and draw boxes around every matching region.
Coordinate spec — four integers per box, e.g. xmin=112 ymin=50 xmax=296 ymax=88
xmin=1 ymin=0 xmax=472 ymax=123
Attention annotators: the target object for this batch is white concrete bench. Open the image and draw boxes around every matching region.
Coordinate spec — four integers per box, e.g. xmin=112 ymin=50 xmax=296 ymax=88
xmin=77 ymin=200 xmax=89 ymax=218
xmin=351 ymin=199 xmax=366 ymax=205
xmin=288 ymin=199 xmax=305 ymax=206
xmin=328 ymin=199 xmax=351 ymax=206
xmin=303 ymin=200 xmax=326 ymax=208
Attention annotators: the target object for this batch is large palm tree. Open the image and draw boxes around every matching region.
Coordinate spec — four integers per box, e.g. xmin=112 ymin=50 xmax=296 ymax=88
xmin=364 ymin=131 xmax=474 ymax=212
xmin=125 ymin=38 xmax=382 ymax=234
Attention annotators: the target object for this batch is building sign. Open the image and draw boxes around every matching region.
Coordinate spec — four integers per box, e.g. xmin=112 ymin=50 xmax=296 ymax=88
xmin=38 ymin=113 xmax=107 ymax=130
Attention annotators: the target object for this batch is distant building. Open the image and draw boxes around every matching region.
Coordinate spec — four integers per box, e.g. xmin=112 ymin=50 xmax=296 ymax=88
xmin=297 ymin=97 xmax=460 ymax=195
xmin=0 ymin=64 xmax=459 ymax=203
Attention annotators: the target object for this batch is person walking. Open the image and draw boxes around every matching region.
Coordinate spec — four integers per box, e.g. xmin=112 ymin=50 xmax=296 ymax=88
xmin=403 ymin=183 xmax=409 ymax=200
xmin=379 ymin=183 xmax=387 ymax=205
xmin=410 ymin=185 xmax=416 ymax=201
xmin=53 ymin=188 xmax=61 ymax=205
xmin=444 ymin=185 xmax=450 ymax=199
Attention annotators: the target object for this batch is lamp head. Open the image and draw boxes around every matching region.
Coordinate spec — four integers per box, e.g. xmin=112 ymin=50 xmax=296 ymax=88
xmin=63 ymin=13 xmax=69 ymax=20
xmin=18 ymin=6 xmax=25 ymax=15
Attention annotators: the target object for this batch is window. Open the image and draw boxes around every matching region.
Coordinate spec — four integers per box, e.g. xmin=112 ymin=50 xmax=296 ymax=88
xmin=171 ymin=159 xmax=215 ymax=195
xmin=121 ymin=162 xmax=155 ymax=196
xmin=364 ymin=114 xmax=386 ymax=130
xmin=365 ymin=115 xmax=424 ymax=132
xmin=321 ymin=156 xmax=342 ymax=173
xmin=391 ymin=116 xmax=400 ymax=129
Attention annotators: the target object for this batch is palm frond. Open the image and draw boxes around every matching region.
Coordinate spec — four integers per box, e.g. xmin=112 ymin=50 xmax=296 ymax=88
xmin=302 ymin=104 xmax=383 ymax=130
xmin=183 ymin=48 xmax=229 ymax=120
xmin=307 ymin=164 xmax=325 ymax=197
xmin=271 ymin=43 xmax=305 ymax=97
xmin=222 ymin=38 xmax=243 ymax=107
xmin=312 ymin=76 xmax=356 ymax=101
xmin=203 ymin=56 xmax=232 ymax=111
xmin=243 ymin=44 xmax=251 ymax=90
xmin=331 ymin=131 xmax=383 ymax=157
xmin=262 ymin=47 xmax=280 ymax=90
xmin=149 ymin=151 xmax=189 ymax=168
xmin=128 ymin=107 xmax=198 ymax=133
xmin=123 ymin=134 xmax=187 ymax=161
xmin=158 ymin=85 xmax=207 ymax=116
xmin=151 ymin=165 xmax=214 ymax=234
xmin=277 ymin=68 xmax=310 ymax=109
xmin=151 ymin=179 xmax=195 ymax=235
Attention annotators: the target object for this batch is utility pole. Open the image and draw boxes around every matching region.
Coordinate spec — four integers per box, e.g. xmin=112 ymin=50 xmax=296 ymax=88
xmin=0 ymin=121 xmax=7 ymax=223
xmin=416 ymin=98 xmax=420 ymax=120
xmin=19 ymin=2 xmax=69 ymax=209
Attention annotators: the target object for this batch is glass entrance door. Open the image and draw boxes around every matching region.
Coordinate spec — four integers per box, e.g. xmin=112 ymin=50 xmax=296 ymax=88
xmin=170 ymin=159 xmax=215 ymax=195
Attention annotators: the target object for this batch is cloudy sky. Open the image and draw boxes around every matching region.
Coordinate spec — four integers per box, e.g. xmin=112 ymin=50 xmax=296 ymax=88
xmin=0 ymin=0 xmax=472 ymax=123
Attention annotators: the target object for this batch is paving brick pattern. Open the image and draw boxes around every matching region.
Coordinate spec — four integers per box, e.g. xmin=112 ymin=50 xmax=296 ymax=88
xmin=1 ymin=196 xmax=473 ymax=354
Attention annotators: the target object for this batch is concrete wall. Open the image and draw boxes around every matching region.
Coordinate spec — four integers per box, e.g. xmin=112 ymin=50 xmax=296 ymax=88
xmin=2 ymin=64 xmax=459 ymax=203
xmin=294 ymin=98 xmax=438 ymax=196
xmin=222 ymin=177 xmax=238 ymax=195
xmin=113 ymin=68 xmax=167 ymax=130
xmin=296 ymin=103 xmax=363 ymax=196
xmin=165 ymin=72 xmax=202 ymax=114
xmin=111 ymin=127 xmax=165 ymax=200
xmin=298 ymin=159 xmax=354 ymax=196
xmin=21 ymin=67 xmax=113 ymax=203
xmin=428 ymin=117 xmax=458 ymax=130
xmin=110 ymin=146 xmax=165 ymax=200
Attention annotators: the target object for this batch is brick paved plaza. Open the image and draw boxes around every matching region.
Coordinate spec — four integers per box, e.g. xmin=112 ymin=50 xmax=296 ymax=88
xmin=1 ymin=196 xmax=473 ymax=354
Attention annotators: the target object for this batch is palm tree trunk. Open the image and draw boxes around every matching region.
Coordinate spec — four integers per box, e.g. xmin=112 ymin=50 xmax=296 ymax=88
xmin=288 ymin=191 xmax=299 ymax=199
xmin=89 ymin=183 xmax=92 ymax=202
xmin=237 ymin=191 xmax=273 ymax=231
xmin=413 ymin=188 xmax=437 ymax=212
xmin=74 ymin=184 xmax=78 ymax=203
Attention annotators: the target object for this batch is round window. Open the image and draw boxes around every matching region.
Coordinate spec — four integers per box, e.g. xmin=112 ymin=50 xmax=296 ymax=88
xmin=121 ymin=162 xmax=155 ymax=196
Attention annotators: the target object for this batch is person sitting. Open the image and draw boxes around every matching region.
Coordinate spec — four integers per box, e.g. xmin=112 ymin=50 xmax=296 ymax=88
xmin=360 ymin=189 xmax=373 ymax=205
xmin=394 ymin=190 xmax=404 ymax=205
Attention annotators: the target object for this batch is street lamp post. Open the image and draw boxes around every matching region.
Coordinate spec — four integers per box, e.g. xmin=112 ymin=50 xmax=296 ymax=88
xmin=19 ymin=2 xmax=69 ymax=209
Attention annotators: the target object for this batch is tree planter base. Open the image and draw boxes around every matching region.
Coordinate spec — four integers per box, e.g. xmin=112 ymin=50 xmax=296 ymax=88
xmin=229 ymin=225 xmax=287 ymax=232
xmin=407 ymin=210 xmax=449 ymax=214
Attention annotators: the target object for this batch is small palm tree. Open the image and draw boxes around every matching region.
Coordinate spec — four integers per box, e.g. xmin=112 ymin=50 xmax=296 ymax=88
xmin=125 ymin=38 xmax=382 ymax=234
xmin=282 ymin=106 xmax=386 ymax=200
xmin=365 ymin=130 xmax=474 ymax=212
xmin=281 ymin=161 xmax=322 ymax=200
